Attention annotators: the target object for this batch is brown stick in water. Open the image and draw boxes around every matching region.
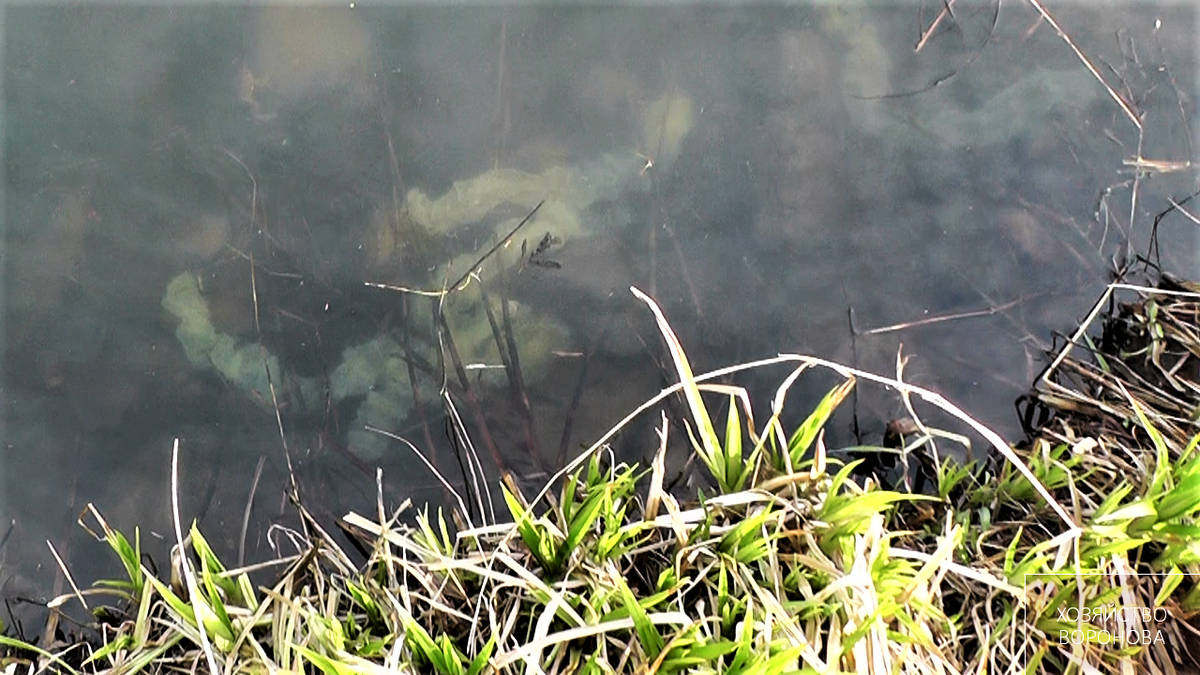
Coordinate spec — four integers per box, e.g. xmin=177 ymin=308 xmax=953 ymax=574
xmin=557 ymin=307 xmax=614 ymax=471
xmin=478 ymin=283 xmax=546 ymax=475
xmin=436 ymin=301 xmax=507 ymax=476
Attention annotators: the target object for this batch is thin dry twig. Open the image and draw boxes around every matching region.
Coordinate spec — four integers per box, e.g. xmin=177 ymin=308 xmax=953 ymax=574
xmin=853 ymin=294 xmax=1036 ymax=336
xmin=1024 ymin=0 xmax=1141 ymax=129
xmin=249 ymin=253 xmax=296 ymax=493
xmin=557 ymin=308 xmax=613 ymax=471
xmin=915 ymin=0 xmax=957 ymax=53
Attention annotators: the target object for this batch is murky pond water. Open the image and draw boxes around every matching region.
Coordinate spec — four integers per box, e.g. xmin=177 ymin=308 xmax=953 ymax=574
xmin=2 ymin=4 xmax=1196 ymax=606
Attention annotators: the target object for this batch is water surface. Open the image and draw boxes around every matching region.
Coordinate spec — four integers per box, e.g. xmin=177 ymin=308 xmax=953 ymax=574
xmin=1 ymin=3 xmax=1195 ymax=607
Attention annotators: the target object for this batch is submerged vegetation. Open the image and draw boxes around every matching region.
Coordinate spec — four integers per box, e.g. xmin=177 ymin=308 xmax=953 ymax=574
xmin=5 ymin=270 xmax=1200 ymax=674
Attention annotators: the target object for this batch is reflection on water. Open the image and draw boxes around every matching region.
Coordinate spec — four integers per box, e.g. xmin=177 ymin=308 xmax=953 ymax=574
xmin=2 ymin=4 xmax=1195 ymax=605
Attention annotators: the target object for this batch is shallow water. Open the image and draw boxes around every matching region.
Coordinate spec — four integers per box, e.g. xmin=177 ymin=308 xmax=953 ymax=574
xmin=1 ymin=4 xmax=1196 ymax=608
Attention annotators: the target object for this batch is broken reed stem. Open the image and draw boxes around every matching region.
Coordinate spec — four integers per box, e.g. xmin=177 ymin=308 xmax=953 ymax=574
xmin=915 ymin=0 xmax=956 ymax=53
xmin=41 ymin=478 xmax=79 ymax=657
xmin=479 ymin=283 xmax=547 ymax=475
xmin=557 ymin=308 xmax=613 ymax=471
xmin=853 ymin=294 xmax=1035 ymax=336
xmin=479 ymin=284 xmax=516 ymax=376
xmin=436 ymin=301 xmax=509 ymax=477
xmin=170 ymin=439 xmax=223 ymax=675
xmin=449 ymin=201 xmax=544 ymax=292
xmin=429 ymin=298 xmax=488 ymax=523
xmin=499 ymin=285 xmax=546 ymax=473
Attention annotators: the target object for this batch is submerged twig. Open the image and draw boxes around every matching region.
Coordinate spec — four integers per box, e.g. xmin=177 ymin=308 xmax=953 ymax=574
xmin=366 ymin=201 xmax=546 ymax=299
xmin=852 ymin=295 xmax=1035 ymax=336
xmin=479 ymin=283 xmax=546 ymax=475
xmin=558 ymin=307 xmax=614 ymax=471
xmin=492 ymin=10 xmax=509 ymax=169
xmin=436 ymin=300 xmax=508 ymax=481
xmin=249 ymin=253 xmax=296 ymax=494
xmin=499 ymin=286 xmax=545 ymax=471
xmin=664 ymin=220 xmax=704 ymax=320
xmin=239 ymin=455 xmax=266 ymax=568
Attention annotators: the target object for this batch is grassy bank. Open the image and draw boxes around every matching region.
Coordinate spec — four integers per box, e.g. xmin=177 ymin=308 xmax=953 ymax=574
xmin=4 ymin=273 xmax=1200 ymax=675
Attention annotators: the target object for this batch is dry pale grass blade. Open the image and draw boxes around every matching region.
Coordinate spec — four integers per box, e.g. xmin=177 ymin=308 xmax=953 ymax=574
xmin=629 ymin=286 xmax=722 ymax=469
xmin=489 ymin=612 xmax=691 ymax=670
xmin=914 ymin=0 xmax=957 ymax=53
xmin=748 ymin=582 xmax=829 ymax=671
xmin=644 ymin=411 xmax=669 ymax=523
xmin=767 ymin=363 xmax=814 ymax=475
xmin=490 ymin=548 xmax=586 ymax=627
xmin=898 ymin=524 xmax=962 ymax=606
xmin=365 ymin=425 xmax=475 ymax=530
xmin=699 ymin=382 xmax=760 ymax=445
xmin=44 ymin=541 xmax=87 ymax=611
xmin=889 ymin=547 xmax=1025 ymax=598
xmin=170 ymin=438 xmax=222 ymax=675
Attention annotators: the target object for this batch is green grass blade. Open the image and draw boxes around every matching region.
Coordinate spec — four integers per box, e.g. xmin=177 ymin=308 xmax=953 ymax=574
xmin=631 ymin=287 xmax=722 ymax=480
xmin=723 ymin=395 xmax=747 ymax=492
xmin=296 ymin=645 xmax=391 ymax=675
xmin=616 ymin=574 xmax=664 ymax=660
xmin=1156 ymin=473 xmax=1200 ymax=522
xmin=555 ymin=486 xmax=607 ymax=570
xmin=1156 ymin=568 xmax=1185 ymax=607
xmin=0 ymin=635 xmax=81 ymax=675
xmin=501 ymin=482 xmax=557 ymax=571
xmin=466 ymin=636 xmax=496 ymax=675
xmin=787 ymin=379 xmax=854 ymax=466
xmin=401 ymin=614 xmax=446 ymax=672
xmin=145 ymin=572 xmax=196 ymax=627
xmin=437 ymin=634 xmax=465 ymax=675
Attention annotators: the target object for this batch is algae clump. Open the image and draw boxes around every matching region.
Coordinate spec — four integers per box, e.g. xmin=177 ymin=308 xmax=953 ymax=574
xmin=162 ymin=272 xmax=318 ymax=410
xmin=331 ymin=334 xmax=439 ymax=461
xmin=642 ymin=93 xmax=694 ymax=167
xmin=162 ymin=272 xmax=220 ymax=366
xmin=161 ymin=271 xmax=571 ymax=462
xmin=164 ymin=95 xmax=691 ymax=461
xmin=405 ymin=166 xmax=591 ymax=235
